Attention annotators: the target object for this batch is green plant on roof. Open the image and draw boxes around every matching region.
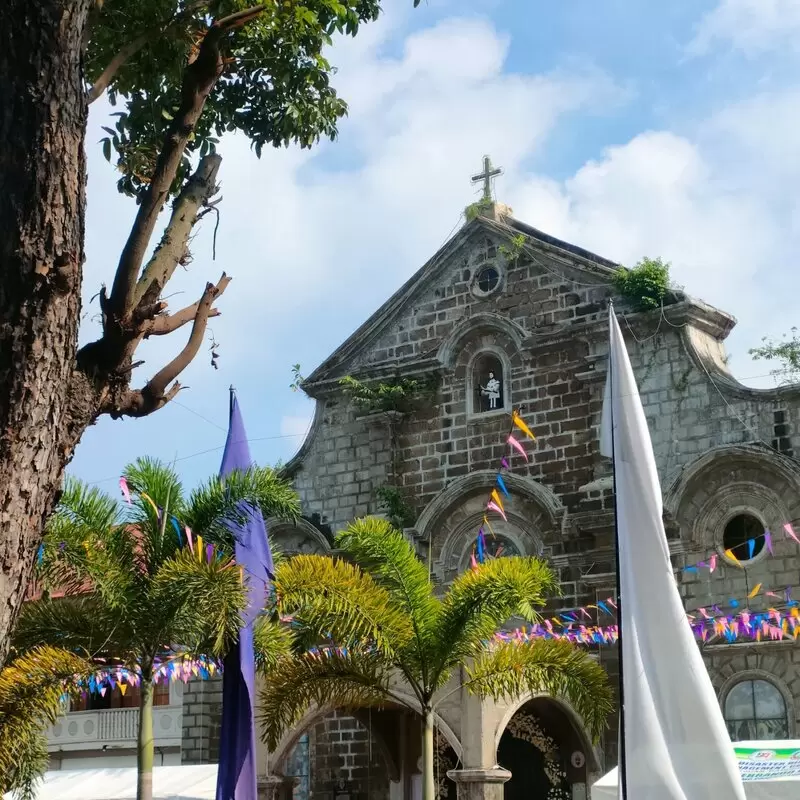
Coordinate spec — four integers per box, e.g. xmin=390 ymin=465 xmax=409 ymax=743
xmin=613 ymin=257 xmax=671 ymax=311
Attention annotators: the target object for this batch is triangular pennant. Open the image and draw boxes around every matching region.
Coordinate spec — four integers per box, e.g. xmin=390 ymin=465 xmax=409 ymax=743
xmin=507 ymin=434 xmax=528 ymax=461
xmin=725 ymin=548 xmax=739 ymax=564
xmin=765 ymin=530 xmax=773 ymax=555
xmin=487 ymin=500 xmax=507 ymax=521
xmin=512 ymin=410 xmax=536 ymax=440
xmin=490 ymin=489 xmax=504 ymax=512
xmin=748 ymin=538 xmax=755 ymax=560
xmin=748 ymin=583 xmax=762 ymax=599
xmin=784 ymin=523 xmax=800 ymax=546
xmin=496 ymin=474 xmax=510 ymax=498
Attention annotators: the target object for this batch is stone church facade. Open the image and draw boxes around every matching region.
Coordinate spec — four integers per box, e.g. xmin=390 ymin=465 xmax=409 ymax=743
xmin=259 ymin=194 xmax=800 ymax=800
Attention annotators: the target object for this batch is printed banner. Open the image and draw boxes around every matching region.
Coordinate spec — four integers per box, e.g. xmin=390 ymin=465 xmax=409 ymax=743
xmin=735 ymin=746 xmax=800 ymax=780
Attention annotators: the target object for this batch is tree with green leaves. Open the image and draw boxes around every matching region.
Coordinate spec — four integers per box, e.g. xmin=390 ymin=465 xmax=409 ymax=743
xmin=262 ymin=518 xmax=614 ymax=800
xmin=0 ymin=646 xmax=91 ymax=800
xmin=0 ymin=0 xmax=420 ymax=668
xmin=750 ymin=328 xmax=800 ymax=384
xmin=14 ymin=457 xmax=299 ymax=800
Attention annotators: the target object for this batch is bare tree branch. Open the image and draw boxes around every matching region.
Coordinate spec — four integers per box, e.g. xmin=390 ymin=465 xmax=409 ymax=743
xmin=109 ymin=273 xmax=231 ymax=418
xmin=106 ymin=6 xmax=266 ymax=322
xmin=134 ymin=154 xmax=221 ymax=310
xmin=144 ymin=302 xmax=221 ymax=337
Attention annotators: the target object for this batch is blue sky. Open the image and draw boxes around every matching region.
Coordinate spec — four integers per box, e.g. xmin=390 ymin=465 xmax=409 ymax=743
xmin=71 ymin=0 xmax=800 ymax=490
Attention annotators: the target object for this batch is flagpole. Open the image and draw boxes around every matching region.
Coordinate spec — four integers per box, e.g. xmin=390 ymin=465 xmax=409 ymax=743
xmin=609 ymin=303 xmax=628 ymax=799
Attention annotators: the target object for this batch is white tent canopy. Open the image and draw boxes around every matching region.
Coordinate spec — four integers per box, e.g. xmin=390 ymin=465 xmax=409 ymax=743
xmin=592 ymin=742 xmax=800 ymax=800
xmin=4 ymin=765 xmax=218 ymax=800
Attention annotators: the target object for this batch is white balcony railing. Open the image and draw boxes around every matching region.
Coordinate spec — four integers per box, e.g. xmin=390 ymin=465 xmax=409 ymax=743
xmin=46 ymin=706 xmax=182 ymax=751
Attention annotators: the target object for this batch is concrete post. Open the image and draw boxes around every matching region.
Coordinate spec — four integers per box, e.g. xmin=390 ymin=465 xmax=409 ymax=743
xmin=446 ymin=768 xmax=511 ymax=800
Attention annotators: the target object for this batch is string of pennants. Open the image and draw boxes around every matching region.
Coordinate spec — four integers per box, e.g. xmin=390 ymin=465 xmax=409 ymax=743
xmin=72 ymin=655 xmax=222 ymax=698
xmin=469 ymin=411 xmax=800 ymax=584
xmin=115 ymin=476 xmax=247 ymax=580
xmin=493 ymin=590 xmax=800 ymax=647
xmin=471 ymin=409 xmax=536 ymax=566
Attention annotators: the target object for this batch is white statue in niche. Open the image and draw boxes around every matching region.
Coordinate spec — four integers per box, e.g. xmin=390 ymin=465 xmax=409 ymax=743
xmin=481 ymin=371 xmax=501 ymax=410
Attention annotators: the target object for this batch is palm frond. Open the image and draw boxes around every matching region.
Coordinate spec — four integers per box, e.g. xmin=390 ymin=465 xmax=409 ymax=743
xmin=253 ymin=617 xmax=296 ymax=672
xmin=123 ymin=457 xmax=188 ymax=571
xmin=185 ymin=466 xmax=300 ymax=551
xmin=275 ymin=554 xmax=413 ymax=655
xmin=41 ymin=478 xmax=140 ymax=608
xmin=0 ymin=647 xmax=91 ymax=797
xmin=336 ymin=517 xmax=442 ymax=682
xmin=432 ymin=556 xmax=559 ymax=684
xmin=124 ymin=456 xmax=185 ymax=517
xmin=259 ymin=647 xmax=392 ymax=751
xmin=151 ymin=548 xmax=247 ymax=656
xmin=13 ymin=596 xmax=138 ymax=665
xmin=53 ymin=476 xmax=120 ymax=535
xmin=463 ymin=638 xmax=614 ymax=741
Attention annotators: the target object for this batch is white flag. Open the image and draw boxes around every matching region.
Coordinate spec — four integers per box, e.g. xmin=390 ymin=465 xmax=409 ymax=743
xmin=601 ymin=307 xmax=745 ymax=800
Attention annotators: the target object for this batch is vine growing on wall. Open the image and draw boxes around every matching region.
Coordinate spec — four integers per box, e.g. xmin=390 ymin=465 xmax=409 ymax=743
xmin=339 ymin=373 xmax=438 ymax=530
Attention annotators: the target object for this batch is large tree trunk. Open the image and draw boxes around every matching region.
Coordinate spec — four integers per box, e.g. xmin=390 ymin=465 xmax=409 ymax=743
xmin=0 ymin=0 xmax=94 ymax=665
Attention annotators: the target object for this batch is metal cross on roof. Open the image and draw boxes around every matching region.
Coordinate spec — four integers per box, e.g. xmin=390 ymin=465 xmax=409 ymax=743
xmin=471 ymin=155 xmax=503 ymax=202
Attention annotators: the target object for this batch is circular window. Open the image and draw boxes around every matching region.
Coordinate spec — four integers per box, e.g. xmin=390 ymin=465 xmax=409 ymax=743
xmin=484 ymin=535 xmax=520 ymax=559
xmin=722 ymin=513 xmax=765 ymax=562
xmin=476 ymin=266 xmax=499 ymax=293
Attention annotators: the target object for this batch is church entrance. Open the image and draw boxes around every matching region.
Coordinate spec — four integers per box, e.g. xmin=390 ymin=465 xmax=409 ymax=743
xmin=498 ymin=698 xmax=591 ymax=800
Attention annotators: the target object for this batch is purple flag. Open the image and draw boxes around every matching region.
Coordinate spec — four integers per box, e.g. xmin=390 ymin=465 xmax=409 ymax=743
xmin=216 ymin=391 xmax=274 ymax=800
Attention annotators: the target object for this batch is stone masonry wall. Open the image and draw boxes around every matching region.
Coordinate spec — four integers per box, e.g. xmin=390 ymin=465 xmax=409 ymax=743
xmin=285 ymin=219 xmax=800 ymax=774
xmin=307 ymin=711 xmax=390 ymax=800
xmin=181 ymin=676 xmax=223 ymax=764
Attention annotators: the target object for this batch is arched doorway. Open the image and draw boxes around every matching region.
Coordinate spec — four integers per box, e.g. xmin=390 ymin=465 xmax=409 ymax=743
xmin=498 ymin=698 xmax=592 ymax=800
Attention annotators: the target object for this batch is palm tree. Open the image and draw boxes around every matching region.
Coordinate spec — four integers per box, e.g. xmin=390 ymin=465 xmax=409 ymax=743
xmin=0 ymin=646 xmax=90 ymax=800
xmin=261 ymin=517 xmax=614 ymax=800
xmin=14 ymin=457 xmax=300 ymax=800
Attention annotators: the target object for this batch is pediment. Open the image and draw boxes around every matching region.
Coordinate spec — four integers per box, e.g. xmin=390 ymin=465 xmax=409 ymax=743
xmin=302 ymin=215 xmax=620 ymax=394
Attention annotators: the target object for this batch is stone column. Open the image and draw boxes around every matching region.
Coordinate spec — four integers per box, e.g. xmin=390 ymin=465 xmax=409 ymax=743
xmin=257 ymin=775 xmax=298 ymax=800
xmin=446 ymin=768 xmax=511 ymax=800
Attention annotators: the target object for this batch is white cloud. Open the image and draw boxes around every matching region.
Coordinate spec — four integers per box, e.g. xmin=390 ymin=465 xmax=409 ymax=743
xmin=72 ymin=7 xmax=800 ymax=484
xmin=689 ymin=0 xmax=800 ymax=56
xmin=508 ymin=91 xmax=800 ymax=386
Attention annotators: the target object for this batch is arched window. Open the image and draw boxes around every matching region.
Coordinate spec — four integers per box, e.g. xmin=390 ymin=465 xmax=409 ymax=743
xmin=471 ymin=352 xmax=506 ymax=414
xmin=724 ymin=679 xmax=788 ymax=741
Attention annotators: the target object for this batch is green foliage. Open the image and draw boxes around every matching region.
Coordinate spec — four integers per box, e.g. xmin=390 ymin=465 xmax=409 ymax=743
xmin=374 ymin=484 xmax=416 ymax=529
xmin=465 ymin=637 xmax=613 ymax=740
xmin=498 ymin=234 xmax=526 ymax=262
xmin=464 ymin=196 xmax=494 ymax=221
xmin=260 ymin=517 xmax=613 ymax=756
xmin=89 ymin=0 xmax=403 ymax=196
xmin=338 ymin=374 xmax=436 ymax=414
xmin=0 ymin=647 xmax=91 ymax=799
xmin=289 ymin=363 xmax=305 ymax=392
xmin=15 ymin=458 xmax=299 ymax=795
xmin=749 ymin=328 xmax=800 ymax=383
xmin=613 ymin=256 xmax=671 ymax=311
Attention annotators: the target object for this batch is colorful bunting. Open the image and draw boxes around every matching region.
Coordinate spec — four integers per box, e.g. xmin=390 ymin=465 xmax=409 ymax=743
xmin=507 ymin=434 xmax=529 ymax=461
xmin=119 ymin=477 xmax=131 ymax=505
xmin=512 ymin=410 xmax=536 ymax=441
